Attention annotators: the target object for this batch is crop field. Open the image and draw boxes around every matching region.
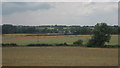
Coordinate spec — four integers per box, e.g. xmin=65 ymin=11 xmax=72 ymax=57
xmin=2 ymin=34 xmax=119 ymax=66
xmin=2 ymin=47 xmax=118 ymax=66
xmin=1 ymin=34 xmax=119 ymax=45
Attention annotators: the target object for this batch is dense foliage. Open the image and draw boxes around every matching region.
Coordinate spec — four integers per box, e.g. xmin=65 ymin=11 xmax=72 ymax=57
xmin=2 ymin=24 xmax=119 ymax=35
xmin=87 ymin=23 xmax=111 ymax=47
xmin=73 ymin=39 xmax=83 ymax=46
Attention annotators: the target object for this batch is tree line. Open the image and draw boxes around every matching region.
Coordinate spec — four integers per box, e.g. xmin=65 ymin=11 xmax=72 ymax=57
xmin=2 ymin=23 xmax=120 ymax=48
xmin=2 ymin=24 xmax=120 ymax=35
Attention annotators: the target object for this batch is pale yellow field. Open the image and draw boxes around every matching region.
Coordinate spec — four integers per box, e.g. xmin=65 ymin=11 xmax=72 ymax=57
xmin=2 ymin=47 xmax=118 ymax=66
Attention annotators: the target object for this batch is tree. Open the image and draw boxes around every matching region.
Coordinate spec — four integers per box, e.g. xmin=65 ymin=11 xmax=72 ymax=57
xmin=2 ymin=24 xmax=17 ymax=34
xmin=87 ymin=23 xmax=111 ymax=47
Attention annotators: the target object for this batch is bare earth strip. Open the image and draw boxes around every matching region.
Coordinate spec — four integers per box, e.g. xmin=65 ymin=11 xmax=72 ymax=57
xmin=2 ymin=47 xmax=118 ymax=66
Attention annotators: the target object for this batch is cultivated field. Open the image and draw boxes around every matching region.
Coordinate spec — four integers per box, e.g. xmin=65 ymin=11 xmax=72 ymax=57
xmin=2 ymin=47 xmax=118 ymax=66
xmin=2 ymin=34 xmax=119 ymax=66
xmin=2 ymin=34 xmax=119 ymax=45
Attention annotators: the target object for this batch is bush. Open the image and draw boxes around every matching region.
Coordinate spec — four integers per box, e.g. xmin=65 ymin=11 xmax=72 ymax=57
xmin=102 ymin=45 xmax=120 ymax=48
xmin=55 ymin=43 xmax=68 ymax=46
xmin=27 ymin=44 xmax=52 ymax=46
xmin=27 ymin=43 xmax=68 ymax=46
xmin=73 ymin=39 xmax=83 ymax=46
xmin=2 ymin=43 xmax=17 ymax=47
xmin=63 ymin=42 xmax=68 ymax=46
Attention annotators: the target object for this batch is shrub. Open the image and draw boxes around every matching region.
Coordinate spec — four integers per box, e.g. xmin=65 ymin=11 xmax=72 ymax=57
xmin=63 ymin=42 xmax=68 ymax=46
xmin=27 ymin=44 xmax=52 ymax=46
xmin=73 ymin=39 xmax=83 ymax=46
xmin=2 ymin=43 xmax=17 ymax=47
xmin=27 ymin=43 xmax=68 ymax=46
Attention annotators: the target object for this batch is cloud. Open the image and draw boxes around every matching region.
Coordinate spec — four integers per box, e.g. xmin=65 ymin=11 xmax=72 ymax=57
xmin=2 ymin=0 xmax=119 ymax=2
xmin=2 ymin=2 xmax=54 ymax=15
xmin=2 ymin=2 xmax=118 ymax=26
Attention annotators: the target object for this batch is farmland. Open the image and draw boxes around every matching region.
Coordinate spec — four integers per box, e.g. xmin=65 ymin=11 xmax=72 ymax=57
xmin=2 ymin=34 xmax=119 ymax=46
xmin=1 ymin=34 xmax=119 ymax=66
xmin=2 ymin=34 xmax=119 ymax=66
xmin=2 ymin=47 xmax=118 ymax=66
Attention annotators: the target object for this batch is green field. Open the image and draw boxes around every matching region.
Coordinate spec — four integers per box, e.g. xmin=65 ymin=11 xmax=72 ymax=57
xmin=2 ymin=34 xmax=119 ymax=46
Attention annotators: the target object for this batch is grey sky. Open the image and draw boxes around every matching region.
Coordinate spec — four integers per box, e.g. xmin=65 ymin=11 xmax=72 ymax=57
xmin=2 ymin=0 xmax=119 ymax=2
xmin=2 ymin=2 xmax=118 ymax=26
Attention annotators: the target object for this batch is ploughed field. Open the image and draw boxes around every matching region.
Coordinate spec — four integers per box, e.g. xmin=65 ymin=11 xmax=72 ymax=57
xmin=2 ymin=34 xmax=119 ymax=45
xmin=3 ymin=47 xmax=118 ymax=66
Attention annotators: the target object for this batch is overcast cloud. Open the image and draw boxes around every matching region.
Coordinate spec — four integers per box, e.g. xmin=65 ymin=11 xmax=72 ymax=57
xmin=2 ymin=0 xmax=119 ymax=2
xmin=2 ymin=2 xmax=118 ymax=26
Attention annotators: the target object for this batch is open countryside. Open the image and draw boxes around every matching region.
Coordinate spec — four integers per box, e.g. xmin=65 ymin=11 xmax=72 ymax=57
xmin=2 ymin=34 xmax=119 ymax=66
xmin=2 ymin=23 xmax=119 ymax=66
xmin=2 ymin=2 xmax=119 ymax=66
xmin=2 ymin=34 xmax=119 ymax=46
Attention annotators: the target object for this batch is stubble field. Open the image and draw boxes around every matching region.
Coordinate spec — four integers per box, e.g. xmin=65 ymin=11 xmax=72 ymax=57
xmin=2 ymin=47 xmax=118 ymax=66
xmin=2 ymin=34 xmax=119 ymax=66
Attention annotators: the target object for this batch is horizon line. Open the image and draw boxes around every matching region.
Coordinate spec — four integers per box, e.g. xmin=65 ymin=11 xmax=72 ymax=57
xmin=1 ymin=24 xmax=119 ymax=26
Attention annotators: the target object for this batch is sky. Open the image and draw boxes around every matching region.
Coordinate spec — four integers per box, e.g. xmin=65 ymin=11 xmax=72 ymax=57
xmin=2 ymin=1 xmax=119 ymax=26
xmin=2 ymin=0 xmax=120 ymax=2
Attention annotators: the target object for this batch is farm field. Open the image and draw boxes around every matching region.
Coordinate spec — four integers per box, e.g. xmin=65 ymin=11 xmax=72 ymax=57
xmin=2 ymin=34 xmax=119 ymax=66
xmin=2 ymin=47 xmax=118 ymax=66
xmin=1 ymin=34 xmax=119 ymax=45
